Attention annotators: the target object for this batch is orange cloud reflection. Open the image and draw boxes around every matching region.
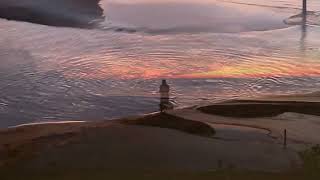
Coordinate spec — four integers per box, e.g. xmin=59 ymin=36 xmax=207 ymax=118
xmin=62 ymin=54 xmax=320 ymax=80
xmin=179 ymin=61 xmax=320 ymax=79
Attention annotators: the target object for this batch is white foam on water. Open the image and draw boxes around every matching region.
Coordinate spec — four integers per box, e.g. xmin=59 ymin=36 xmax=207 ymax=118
xmin=11 ymin=121 xmax=87 ymax=128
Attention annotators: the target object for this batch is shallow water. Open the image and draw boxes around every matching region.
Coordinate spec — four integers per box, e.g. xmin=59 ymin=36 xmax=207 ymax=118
xmin=0 ymin=0 xmax=320 ymax=128
xmin=211 ymin=124 xmax=272 ymax=142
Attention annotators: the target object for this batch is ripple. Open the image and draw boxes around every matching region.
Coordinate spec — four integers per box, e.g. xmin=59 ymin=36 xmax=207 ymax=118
xmin=285 ymin=12 xmax=320 ymax=26
xmin=1 ymin=1 xmax=320 ymax=128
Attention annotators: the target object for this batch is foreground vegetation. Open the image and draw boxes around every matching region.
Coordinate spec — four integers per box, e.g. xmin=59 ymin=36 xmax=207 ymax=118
xmin=1 ymin=145 xmax=319 ymax=180
xmin=1 ymin=112 xmax=319 ymax=180
xmin=0 ymin=168 xmax=311 ymax=180
xmin=300 ymin=145 xmax=320 ymax=179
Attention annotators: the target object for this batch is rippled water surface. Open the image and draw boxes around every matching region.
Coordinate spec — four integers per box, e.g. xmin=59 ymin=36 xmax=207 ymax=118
xmin=1 ymin=0 xmax=320 ymax=127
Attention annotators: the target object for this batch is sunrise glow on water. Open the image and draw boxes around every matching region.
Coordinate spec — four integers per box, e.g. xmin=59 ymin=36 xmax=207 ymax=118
xmin=0 ymin=0 xmax=320 ymax=127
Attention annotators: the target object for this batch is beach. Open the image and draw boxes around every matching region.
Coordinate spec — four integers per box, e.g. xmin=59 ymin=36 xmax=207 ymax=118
xmin=1 ymin=93 xmax=320 ymax=179
xmin=1 ymin=1 xmax=320 ymax=179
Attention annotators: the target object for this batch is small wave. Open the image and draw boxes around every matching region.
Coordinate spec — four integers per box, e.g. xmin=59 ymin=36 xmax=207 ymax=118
xmin=99 ymin=24 xmax=139 ymax=33
xmin=11 ymin=121 xmax=86 ymax=128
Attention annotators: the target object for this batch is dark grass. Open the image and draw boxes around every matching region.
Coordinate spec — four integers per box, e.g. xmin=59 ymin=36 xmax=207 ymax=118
xmin=122 ymin=112 xmax=215 ymax=137
xmin=3 ymin=145 xmax=320 ymax=180
xmin=299 ymin=145 xmax=320 ymax=179
xmin=0 ymin=168 xmax=309 ymax=180
xmin=198 ymin=100 xmax=320 ymax=118
xmin=1 ymin=118 xmax=320 ymax=180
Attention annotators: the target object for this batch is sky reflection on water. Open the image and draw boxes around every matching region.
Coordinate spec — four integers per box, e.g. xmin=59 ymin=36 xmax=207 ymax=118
xmin=0 ymin=0 xmax=320 ymax=127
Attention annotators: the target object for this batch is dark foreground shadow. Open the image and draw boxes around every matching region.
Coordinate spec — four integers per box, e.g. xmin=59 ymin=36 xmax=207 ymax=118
xmin=199 ymin=100 xmax=320 ymax=118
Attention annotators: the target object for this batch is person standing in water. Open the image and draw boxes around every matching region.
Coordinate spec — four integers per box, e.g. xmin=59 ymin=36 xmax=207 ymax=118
xmin=159 ymin=79 xmax=172 ymax=112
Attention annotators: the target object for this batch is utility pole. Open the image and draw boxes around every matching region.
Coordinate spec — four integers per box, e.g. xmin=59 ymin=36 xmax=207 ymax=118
xmin=303 ymin=0 xmax=307 ymax=16
xmin=283 ymin=129 xmax=287 ymax=149
xmin=302 ymin=0 xmax=307 ymax=25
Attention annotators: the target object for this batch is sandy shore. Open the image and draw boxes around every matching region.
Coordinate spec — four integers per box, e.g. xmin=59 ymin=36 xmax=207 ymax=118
xmin=1 ymin=93 xmax=320 ymax=177
xmin=193 ymin=93 xmax=320 ymax=147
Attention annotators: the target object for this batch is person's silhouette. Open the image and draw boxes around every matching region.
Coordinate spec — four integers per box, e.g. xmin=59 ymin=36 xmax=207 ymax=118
xmin=159 ymin=80 xmax=170 ymax=112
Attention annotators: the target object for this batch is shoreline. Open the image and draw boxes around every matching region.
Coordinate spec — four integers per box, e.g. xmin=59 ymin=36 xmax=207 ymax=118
xmin=1 ymin=92 xmax=320 ymax=174
xmin=5 ymin=91 xmax=320 ymax=130
xmin=10 ymin=121 xmax=87 ymax=129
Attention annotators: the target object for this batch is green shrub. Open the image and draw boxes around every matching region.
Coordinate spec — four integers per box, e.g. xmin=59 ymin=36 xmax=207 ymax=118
xmin=299 ymin=145 xmax=320 ymax=179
